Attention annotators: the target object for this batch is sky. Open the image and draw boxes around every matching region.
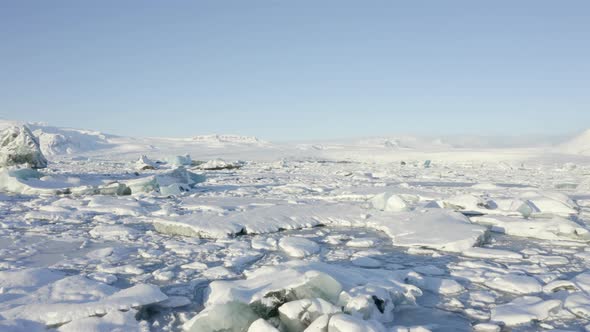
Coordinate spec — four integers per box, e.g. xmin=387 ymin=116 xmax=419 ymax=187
xmin=1 ymin=1 xmax=589 ymax=140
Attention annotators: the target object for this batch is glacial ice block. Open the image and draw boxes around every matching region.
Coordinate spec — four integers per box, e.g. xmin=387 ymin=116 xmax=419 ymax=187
xmin=0 ymin=125 xmax=48 ymax=169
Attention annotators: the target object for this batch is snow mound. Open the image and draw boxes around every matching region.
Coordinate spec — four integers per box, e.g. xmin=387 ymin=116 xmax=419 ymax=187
xmin=0 ymin=168 xmax=68 ymax=195
xmin=0 ymin=168 xmax=131 ymax=196
xmin=484 ymin=274 xmax=542 ymax=295
xmin=279 ymin=237 xmax=320 ymax=258
xmin=0 ymin=126 xmax=47 ymax=169
xmin=491 ymin=296 xmax=560 ymax=326
xmin=370 ymin=193 xmax=408 ymax=212
xmin=0 ymin=274 xmax=167 ymax=327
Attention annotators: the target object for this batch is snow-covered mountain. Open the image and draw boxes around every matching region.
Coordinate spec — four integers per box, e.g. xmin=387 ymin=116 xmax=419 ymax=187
xmin=191 ymin=134 xmax=268 ymax=146
xmin=33 ymin=126 xmax=114 ymax=156
xmin=355 ymin=136 xmax=453 ymax=150
xmin=0 ymin=120 xmax=270 ymax=158
xmin=0 ymin=120 xmax=114 ymax=156
xmin=2 ymin=119 xmax=590 ymax=164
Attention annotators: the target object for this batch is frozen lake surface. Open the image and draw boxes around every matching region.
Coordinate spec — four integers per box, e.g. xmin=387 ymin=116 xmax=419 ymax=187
xmin=2 ymin=122 xmax=590 ymax=331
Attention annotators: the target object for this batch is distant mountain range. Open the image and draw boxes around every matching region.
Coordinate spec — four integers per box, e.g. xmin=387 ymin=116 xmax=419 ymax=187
xmin=1 ymin=119 xmax=589 ymax=157
xmin=0 ymin=120 xmax=267 ymax=157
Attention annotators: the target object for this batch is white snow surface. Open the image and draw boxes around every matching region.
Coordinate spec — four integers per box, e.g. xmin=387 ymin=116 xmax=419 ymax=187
xmin=2 ymin=121 xmax=590 ymax=331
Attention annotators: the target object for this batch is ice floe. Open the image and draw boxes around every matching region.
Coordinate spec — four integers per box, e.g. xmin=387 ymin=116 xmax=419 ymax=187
xmin=471 ymin=215 xmax=590 ymax=242
xmin=0 ymin=272 xmax=167 ymax=327
xmin=153 ymin=202 xmax=486 ymax=252
xmin=491 ymin=296 xmax=561 ymax=326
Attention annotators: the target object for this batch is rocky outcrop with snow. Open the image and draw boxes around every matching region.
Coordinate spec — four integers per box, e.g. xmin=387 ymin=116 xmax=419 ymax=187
xmin=0 ymin=126 xmax=48 ymax=169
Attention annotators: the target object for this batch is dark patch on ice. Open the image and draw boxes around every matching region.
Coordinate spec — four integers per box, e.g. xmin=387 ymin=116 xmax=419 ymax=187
xmin=459 ymin=210 xmax=485 ymax=217
xmin=372 ymin=295 xmax=386 ymax=313
xmin=252 ymin=289 xmax=293 ymax=318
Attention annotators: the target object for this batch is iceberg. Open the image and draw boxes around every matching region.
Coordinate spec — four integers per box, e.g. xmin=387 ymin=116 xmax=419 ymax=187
xmin=184 ymin=261 xmax=421 ymax=331
xmin=170 ymin=154 xmax=192 ymax=166
xmin=0 ymin=125 xmax=48 ymax=169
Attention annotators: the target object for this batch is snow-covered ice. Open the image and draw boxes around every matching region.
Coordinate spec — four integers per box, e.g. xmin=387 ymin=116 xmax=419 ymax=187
xmin=491 ymin=296 xmax=561 ymax=326
xmin=279 ymin=237 xmax=320 ymax=258
xmin=2 ymin=121 xmax=590 ymax=331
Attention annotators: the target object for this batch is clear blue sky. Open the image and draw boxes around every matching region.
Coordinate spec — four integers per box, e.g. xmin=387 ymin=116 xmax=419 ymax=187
xmin=1 ymin=1 xmax=588 ymax=140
